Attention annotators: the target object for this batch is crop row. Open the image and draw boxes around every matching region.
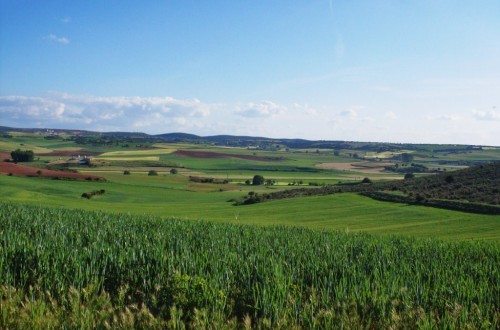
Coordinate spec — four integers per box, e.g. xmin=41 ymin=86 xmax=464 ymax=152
xmin=0 ymin=202 xmax=498 ymax=328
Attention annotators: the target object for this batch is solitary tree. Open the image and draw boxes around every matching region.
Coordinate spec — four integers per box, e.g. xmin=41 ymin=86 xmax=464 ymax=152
xmin=252 ymin=175 xmax=265 ymax=185
xmin=170 ymin=168 xmax=178 ymax=174
xmin=404 ymin=173 xmax=415 ymax=180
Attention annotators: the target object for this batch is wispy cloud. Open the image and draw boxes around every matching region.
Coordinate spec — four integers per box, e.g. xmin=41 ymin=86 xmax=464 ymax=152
xmin=61 ymin=17 xmax=71 ymax=24
xmin=426 ymin=114 xmax=465 ymax=121
xmin=384 ymin=111 xmax=397 ymax=119
xmin=236 ymin=101 xmax=285 ymax=118
xmin=45 ymin=34 xmax=70 ymax=44
xmin=472 ymin=108 xmax=500 ymax=121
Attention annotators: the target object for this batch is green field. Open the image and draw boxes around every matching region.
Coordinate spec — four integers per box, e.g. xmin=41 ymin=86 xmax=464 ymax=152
xmin=1 ymin=131 xmax=500 ymax=328
xmin=1 ymin=203 xmax=498 ymax=329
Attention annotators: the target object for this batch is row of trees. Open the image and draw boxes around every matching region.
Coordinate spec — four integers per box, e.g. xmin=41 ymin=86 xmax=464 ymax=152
xmin=10 ymin=149 xmax=34 ymax=162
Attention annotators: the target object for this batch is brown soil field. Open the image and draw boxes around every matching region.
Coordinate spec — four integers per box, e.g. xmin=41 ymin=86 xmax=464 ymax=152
xmin=316 ymin=161 xmax=394 ymax=173
xmin=0 ymin=152 xmax=11 ymax=161
xmin=0 ymin=162 xmax=102 ymax=180
xmin=174 ymin=150 xmax=281 ymax=162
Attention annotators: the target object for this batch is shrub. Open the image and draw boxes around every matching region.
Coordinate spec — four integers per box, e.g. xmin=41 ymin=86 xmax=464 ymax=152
xmin=404 ymin=173 xmax=415 ymax=180
xmin=252 ymin=175 xmax=264 ymax=185
xmin=123 ymin=170 xmax=131 ymax=175
xmin=170 ymin=168 xmax=178 ymax=174
xmin=361 ymin=177 xmax=372 ymax=184
xmin=148 ymin=170 xmax=158 ymax=176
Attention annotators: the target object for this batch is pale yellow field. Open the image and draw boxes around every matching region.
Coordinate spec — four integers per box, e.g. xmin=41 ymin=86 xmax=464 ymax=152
xmin=0 ymin=141 xmax=52 ymax=153
xmin=98 ymin=148 xmax=177 ymax=157
xmin=94 ymin=156 xmax=160 ymax=161
xmin=364 ymin=150 xmax=414 ymax=159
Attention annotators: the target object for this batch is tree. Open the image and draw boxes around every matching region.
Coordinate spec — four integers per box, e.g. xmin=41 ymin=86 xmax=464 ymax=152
xmin=148 ymin=170 xmax=158 ymax=176
xmin=265 ymin=179 xmax=275 ymax=186
xmin=333 ymin=150 xmax=340 ymax=156
xmin=11 ymin=149 xmax=34 ymax=162
xmin=252 ymin=175 xmax=264 ymax=185
xmin=361 ymin=177 xmax=372 ymax=184
xmin=404 ymin=173 xmax=415 ymax=180
xmin=123 ymin=170 xmax=131 ymax=175
xmin=170 ymin=168 xmax=178 ymax=174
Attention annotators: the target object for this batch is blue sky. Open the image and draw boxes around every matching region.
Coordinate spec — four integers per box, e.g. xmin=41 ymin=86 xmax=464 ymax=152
xmin=1 ymin=0 xmax=499 ymax=145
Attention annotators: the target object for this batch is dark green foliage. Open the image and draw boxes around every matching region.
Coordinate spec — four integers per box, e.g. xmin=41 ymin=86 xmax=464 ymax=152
xmin=252 ymin=174 xmax=264 ymax=185
xmin=148 ymin=170 xmax=158 ymax=176
xmin=385 ymin=163 xmax=429 ymax=173
xmin=10 ymin=149 xmax=34 ymax=162
xmin=404 ymin=173 xmax=415 ymax=180
xmin=400 ymin=153 xmax=414 ymax=163
xmin=189 ymin=176 xmax=228 ymax=184
xmin=0 ymin=203 xmax=498 ymax=328
xmin=123 ymin=170 xmax=131 ymax=175
xmin=361 ymin=177 xmax=372 ymax=184
xmin=361 ymin=192 xmax=500 ymax=215
xmin=170 ymin=168 xmax=178 ymax=174
xmin=236 ymin=163 xmax=500 ymax=212
xmin=81 ymin=189 xmax=106 ymax=199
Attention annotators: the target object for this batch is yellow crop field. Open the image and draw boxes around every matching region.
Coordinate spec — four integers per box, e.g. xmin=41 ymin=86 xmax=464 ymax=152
xmin=94 ymin=156 xmax=160 ymax=161
xmin=98 ymin=148 xmax=176 ymax=157
xmin=0 ymin=141 xmax=52 ymax=153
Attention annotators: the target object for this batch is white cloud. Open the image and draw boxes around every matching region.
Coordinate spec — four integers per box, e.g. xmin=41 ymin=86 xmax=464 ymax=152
xmin=426 ymin=114 xmax=464 ymax=121
xmin=339 ymin=108 xmax=357 ymax=118
xmin=0 ymin=93 xmax=215 ymax=133
xmin=339 ymin=106 xmax=365 ymax=119
xmin=45 ymin=34 xmax=70 ymax=44
xmin=472 ymin=108 xmax=500 ymax=121
xmin=236 ymin=101 xmax=285 ymax=118
xmin=384 ymin=111 xmax=397 ymax=119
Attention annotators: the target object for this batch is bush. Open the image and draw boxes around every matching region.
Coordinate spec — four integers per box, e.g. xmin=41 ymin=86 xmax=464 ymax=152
xmin=123 ymin=170 xmax=131 ymax=175
xmin=404 ymin=173 xmax=415 ymax=180
xmin=361 ymin=177 xmax=372 ymax=184
xmin=170 ymin=168 xmax=178 ymax=174
xmin=252 ymin=175 xmax=264 ymax=185
xmin=148 ymin=170 xmax=158 ymax=176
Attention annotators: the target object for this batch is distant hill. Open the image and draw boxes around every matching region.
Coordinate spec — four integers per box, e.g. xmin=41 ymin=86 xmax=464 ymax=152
xmin=238 ymin=162 xmax=500 ymax=214
xmin=1 ymin=126 xmax=496 ymax=152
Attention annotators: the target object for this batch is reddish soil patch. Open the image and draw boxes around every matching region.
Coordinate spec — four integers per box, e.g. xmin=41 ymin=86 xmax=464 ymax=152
xmin=174 ymin=150 xmax=282 ymax=162
xmin=38 ymin=150 xmax=102 ymax=157
xmin=0 ymin=152 xmax=11 ymax=161
xmin=0 ymin=162 xmax=102 ymax=180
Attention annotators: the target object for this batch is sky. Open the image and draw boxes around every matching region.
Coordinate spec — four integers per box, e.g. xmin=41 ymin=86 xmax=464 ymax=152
xmin=1 ymin=0 xmax=499 ymax=145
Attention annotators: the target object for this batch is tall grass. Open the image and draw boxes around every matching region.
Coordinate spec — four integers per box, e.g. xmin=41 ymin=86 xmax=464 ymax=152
xmin=1 ymin=202 xmax=498 ymax=329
